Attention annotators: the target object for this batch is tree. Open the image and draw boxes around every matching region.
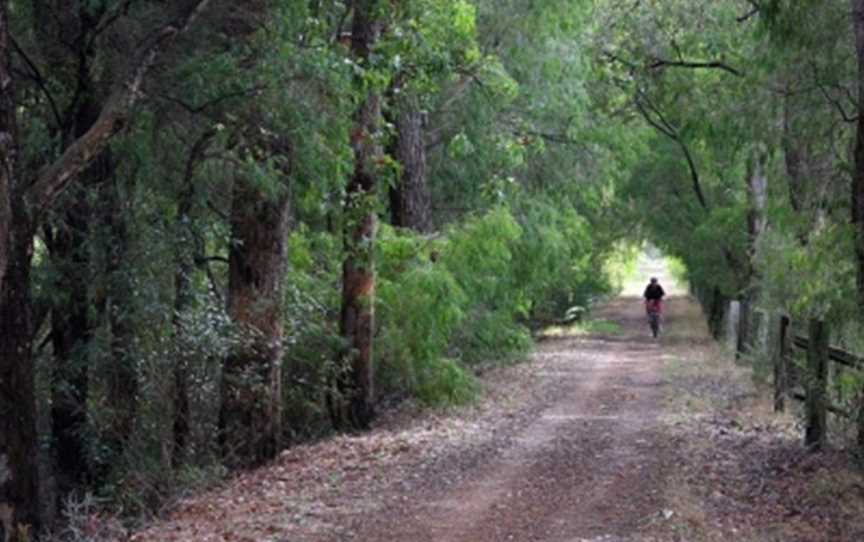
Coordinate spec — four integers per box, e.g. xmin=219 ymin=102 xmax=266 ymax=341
xmin=0 ymin=1 xmax=212 ymax=533
xmin=333 ymin=0 xmax=386 ymax=430
xmin=219 ymin=133 xmax=291 ymax=466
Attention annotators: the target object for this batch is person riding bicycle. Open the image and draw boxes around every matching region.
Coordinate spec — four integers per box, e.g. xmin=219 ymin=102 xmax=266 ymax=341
xmin=643 ymin=277 xmax=665 ymax=313
xmin=643 ymin=278 xmax=665 ymax=337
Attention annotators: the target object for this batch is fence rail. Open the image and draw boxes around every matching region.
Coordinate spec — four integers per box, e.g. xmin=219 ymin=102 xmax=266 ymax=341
xmin=792 ymin=335 xmax=864 ymax=370
xmin=775 ymin=315 xmax=863 ymax=449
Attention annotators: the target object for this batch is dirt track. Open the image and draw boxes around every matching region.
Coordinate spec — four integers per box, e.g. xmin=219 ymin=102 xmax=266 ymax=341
xmin=344 ymin=296 xmax=678 ymax=542
xmin=133 ymin=291 xmax=864 ymax=541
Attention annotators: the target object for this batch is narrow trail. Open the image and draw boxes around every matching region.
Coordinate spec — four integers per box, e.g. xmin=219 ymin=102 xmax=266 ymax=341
xmin=345 ymin=296 xmax=686 ymax=542
xmin=134 ymin=287 xmax=864 ymax=541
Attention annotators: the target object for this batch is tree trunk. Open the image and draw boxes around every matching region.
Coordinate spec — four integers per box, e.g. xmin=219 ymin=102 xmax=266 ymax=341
xmin=736 ymin=293 xmax=753 ymax=358
xmin=172 ymin=187 xmax=195 ymax=468
xmin=332 ymin=0 xmax=383 ymax=431
xmin=219 ymin=180 xmax=289 ymax=467
xmin=47 ymin=86 xmax=113 ymax=497
xmin=0 ymin=214 xmax=39 ymax=540
xmin=0 ymin=2 xmax=213 ymax=531
xmin=103 ymin=179 xmax=137 ymax=463
xmin=172 ymin=254 xmax=193 ymax=467
xmin=737 ymin=148 xmax=768 ymax=358
xmin=774 ymin=315 xmax=790 ymax=412
xmin=0 ymin=0 xmax=9 ymax=297
xmin=389 ymin=95 xmax=431 ymax=232
xmin=0 ymin=3 xmax=40 ymax=536
xmin=171 ymin=130 xmax=213 ymax=467
xmin=707 ymin=286 xmax=728 ymax=340
xmin=46 ymin=198 xmax=93 ymax=495
xmin=805 ymin=319 xmax=829 ymax=450
xmin=852 ymin=0 xmax=864 ymax=318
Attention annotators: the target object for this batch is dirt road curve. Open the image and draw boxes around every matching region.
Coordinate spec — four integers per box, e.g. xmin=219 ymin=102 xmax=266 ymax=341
xmin=346 ymin=296 xmax=675 ymax=542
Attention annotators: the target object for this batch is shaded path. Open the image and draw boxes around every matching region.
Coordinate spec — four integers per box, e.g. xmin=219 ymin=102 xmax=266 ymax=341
xmin=132 ymin=283 xmax=864 ymax=541
xmin=346 ymin=296 xmax=687 ymax=541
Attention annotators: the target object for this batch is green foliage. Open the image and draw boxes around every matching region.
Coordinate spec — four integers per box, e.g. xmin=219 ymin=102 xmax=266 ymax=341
xmin=509 ymin=198 xmax=596 ymax=320
xmin=760 ymin=225 xmax=857 ymax=321
xmin=375 ymin=201 xmax=612 ymax=404
xmin=375 ymin=224 xmax=472 ymax=405
xmin=282 ymin=227 xmax=344 ymax=438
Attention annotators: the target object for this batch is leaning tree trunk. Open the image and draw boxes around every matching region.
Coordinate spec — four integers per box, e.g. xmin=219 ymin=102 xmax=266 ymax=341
xmin=332 ymin=0 xmax=383 ymax=431
xmin=389 ymin=94 xmax=431 ymax=233
xmin=219 ymin=179 xmax=289 ymax=467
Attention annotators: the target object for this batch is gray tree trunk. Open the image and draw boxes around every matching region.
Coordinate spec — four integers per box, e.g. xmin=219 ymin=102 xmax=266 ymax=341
xmin=390 ymin=95 xmax=431 ymax=232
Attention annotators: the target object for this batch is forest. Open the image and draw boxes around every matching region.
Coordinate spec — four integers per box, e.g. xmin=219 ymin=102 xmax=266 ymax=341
xmin=1 ymin=0 xmax=864 ymax=539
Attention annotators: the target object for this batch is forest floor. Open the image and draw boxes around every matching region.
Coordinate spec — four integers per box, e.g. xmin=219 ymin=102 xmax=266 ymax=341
xmin=131 ymin=290 xmax=864 ymax=541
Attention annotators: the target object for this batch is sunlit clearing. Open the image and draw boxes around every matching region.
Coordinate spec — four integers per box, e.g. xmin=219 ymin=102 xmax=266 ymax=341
xmin=620 ymin=245 xmax=689 ymax=297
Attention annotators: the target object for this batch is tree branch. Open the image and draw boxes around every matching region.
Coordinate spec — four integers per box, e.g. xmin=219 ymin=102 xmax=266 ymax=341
xmin=9 ymin=37 xmax=63 ymax=130
xmin=157 ymin=85 xmax=267 ymax=115
xmin=648 ymin=58 xmax=743 ymax=77
xmin=27 ymin=0 xmax=213 ymax=215
xmin=634 ymin=91 xmax=709 ymax=210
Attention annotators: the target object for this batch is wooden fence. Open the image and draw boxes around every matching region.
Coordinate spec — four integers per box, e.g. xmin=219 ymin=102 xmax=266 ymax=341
xmin=773 ymin=315 xmax=864 ymax=449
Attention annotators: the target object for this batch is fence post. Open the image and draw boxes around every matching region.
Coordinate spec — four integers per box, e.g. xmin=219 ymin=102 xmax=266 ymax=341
xmin=727 ymin=301 xmax=740 ymax=351
xmin=858 ymin=388 xmax=864 ymax=449
xmin=774 ymin=315 xmax=790 ymax=412
xmin=804 ymin=319 xmax=829 ymax=450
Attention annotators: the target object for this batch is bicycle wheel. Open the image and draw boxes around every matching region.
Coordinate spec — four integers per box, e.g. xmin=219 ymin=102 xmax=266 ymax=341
xmin=649 ymin=313 xmax=659 ymax=338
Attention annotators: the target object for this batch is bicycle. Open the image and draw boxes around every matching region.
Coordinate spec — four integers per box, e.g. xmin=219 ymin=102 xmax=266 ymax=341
xmin=646 ymin=300 xmax=662 ymax=338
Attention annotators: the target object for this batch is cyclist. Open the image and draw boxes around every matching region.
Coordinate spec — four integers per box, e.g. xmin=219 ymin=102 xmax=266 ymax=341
xmin=643 ymin=277 xmax=665 ymax=338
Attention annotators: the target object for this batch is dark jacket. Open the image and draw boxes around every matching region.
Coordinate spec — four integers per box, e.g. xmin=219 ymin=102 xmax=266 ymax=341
xmin=643 ymin=283 xmax=665 ymax=301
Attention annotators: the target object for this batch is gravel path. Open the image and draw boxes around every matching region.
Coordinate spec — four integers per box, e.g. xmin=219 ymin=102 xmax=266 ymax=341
xmin=343 ymin=296 xmax=677 ymax=542
xmin=130 ymin=289 xmax=864 ymax=541
xmin=132 ymin=295 xmax=692 ymax=541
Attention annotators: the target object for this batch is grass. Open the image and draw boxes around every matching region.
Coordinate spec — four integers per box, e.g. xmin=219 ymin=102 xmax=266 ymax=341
xmin=538 ymin=318 xmax=622 ymax=339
